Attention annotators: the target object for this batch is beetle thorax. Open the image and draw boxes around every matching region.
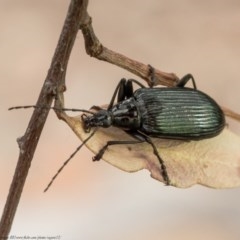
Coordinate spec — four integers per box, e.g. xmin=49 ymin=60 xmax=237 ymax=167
xmin=110 ymin=98 xmax=141 ymax=130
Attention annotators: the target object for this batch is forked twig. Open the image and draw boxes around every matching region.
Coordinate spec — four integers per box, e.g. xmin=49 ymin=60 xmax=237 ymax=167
xmin=79 ymin=14 xmax=179 ymax=87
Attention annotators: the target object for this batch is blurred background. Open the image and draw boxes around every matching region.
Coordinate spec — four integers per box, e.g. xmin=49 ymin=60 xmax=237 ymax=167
xmin=1 ymin=0 xmax=240 ymax=239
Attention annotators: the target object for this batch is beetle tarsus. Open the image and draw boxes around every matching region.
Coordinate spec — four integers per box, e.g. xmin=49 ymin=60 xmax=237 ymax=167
xmin=93 ymin=147 xmax=107 ymax=161
xmin=144 ymin=136 xmax=170 ymax=185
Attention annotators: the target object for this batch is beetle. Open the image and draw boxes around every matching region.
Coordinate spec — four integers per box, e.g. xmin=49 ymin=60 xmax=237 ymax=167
xmin=9 ymin=72 xmax=225 ymax=189
xmin=80 ymin=73 xmax=225 ymax=185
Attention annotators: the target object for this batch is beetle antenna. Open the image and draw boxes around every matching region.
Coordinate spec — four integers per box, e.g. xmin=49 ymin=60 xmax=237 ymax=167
xmin=43 ymin=128 xmax=98 ymax=193
xmin=8 ymin=105 xmax=94 ymax=115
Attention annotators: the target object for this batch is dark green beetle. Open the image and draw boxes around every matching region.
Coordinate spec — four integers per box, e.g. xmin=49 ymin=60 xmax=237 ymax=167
xmin=82 ymin=74 xmax=225 ymax=185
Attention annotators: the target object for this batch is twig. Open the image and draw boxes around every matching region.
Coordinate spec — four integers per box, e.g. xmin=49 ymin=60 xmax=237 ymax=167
xmin=55 ymin=10 xmax=181 ymax=123
xmin=79 ymin=14 xmax=179 ymax=87
xmin=0 ymin=0 xmax=89 ymax=237
xmin=221 ymin=106 xmax=240 ymax=122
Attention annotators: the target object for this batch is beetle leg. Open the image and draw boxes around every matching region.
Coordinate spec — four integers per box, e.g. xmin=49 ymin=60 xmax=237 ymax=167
xmin=177 ymin=74 xmax=197 ymax=89
xmin=116 ymin=78 xmax=133 ymax=102
xmin=131 ymin=131 xmax=170 ymax=185
xmin=117 ymin=79 xmax=146 ymax=102
xmin=121 ymin=78 xmax=147 ymax=100
xmin=90 ymin=105 xmax=103 ymax=111
xmin=108 ymin=78 xmax=146 ymax=109
xmin=108 ymin=78 xmax=127 ymax=110
xmin=93 ymin=140 xmax=143 ymax=161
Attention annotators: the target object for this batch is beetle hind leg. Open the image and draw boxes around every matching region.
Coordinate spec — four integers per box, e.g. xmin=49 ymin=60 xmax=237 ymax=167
xmin=177 ymin=74 xmax=197 ymax=89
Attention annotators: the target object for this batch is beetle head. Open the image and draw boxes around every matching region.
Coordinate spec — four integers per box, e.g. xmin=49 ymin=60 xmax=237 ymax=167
xmin=82 ymin=109 xmax=112 ymax=132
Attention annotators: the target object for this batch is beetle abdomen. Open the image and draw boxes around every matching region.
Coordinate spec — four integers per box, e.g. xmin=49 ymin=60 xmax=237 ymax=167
xmin=135 ymin=88 xmax=225 ymax=140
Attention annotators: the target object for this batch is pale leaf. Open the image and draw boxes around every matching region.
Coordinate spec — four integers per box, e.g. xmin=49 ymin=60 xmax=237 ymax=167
xmin=60 ymin=113 xmax=240 ymax=189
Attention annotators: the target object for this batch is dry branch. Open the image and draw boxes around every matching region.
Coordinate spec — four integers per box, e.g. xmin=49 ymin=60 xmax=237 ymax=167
xmin=0 ymin=0 xmax=89 ymax=237
xmin=79 ymin=15 xmax=179 ymax=87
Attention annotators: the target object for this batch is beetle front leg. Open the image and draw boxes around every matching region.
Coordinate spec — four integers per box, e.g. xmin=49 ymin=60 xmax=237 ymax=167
xmin=108 ymin=78 xmax=146 ymax=110
xmin=108 ymin=79 xmax=128 ymax=110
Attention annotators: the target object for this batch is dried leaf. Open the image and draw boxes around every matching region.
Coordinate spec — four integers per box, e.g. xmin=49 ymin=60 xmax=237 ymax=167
xmin=60 ymin=112 xmax=240 ymax=189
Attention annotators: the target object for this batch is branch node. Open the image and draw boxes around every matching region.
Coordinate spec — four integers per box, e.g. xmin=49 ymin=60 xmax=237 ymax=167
xmin=80 ymin=16 xmax=103 ymax=57
xmin=79 ymin=14 xmax=92 ymax=30
xmin=16 ymin=136 xmax=24 ymax=150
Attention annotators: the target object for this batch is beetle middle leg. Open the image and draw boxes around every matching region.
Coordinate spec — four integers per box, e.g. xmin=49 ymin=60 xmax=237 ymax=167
xmin=131 ymin=131 xmax=170 ymax=185
xmin=93 ymin=133 xmax=170 ymax=185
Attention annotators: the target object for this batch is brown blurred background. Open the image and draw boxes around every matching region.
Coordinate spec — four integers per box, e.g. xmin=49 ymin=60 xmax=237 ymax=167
xmin=1 ymin=0 xmax=240 ymax=239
